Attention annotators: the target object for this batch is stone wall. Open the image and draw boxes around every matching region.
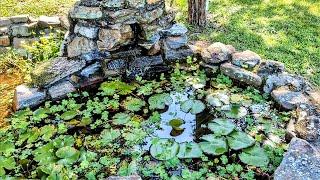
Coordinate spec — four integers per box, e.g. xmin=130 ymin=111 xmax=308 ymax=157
xmin=0 ymin=14 xmax=67 ymax=51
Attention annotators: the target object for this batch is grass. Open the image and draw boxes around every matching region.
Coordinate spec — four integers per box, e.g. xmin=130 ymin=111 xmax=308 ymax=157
xmin=0 ymin=0 xmax=76 ymax=17
xmin=174 ymin=0 xmax=320 ymax=88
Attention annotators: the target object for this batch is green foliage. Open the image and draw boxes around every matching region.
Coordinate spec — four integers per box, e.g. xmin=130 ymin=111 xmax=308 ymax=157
xmin=180 ymin=99 xmax=205 ymax=115
xmin=177 ymin=142 xmax=203 ymax=159
xmin=122 ymin=97 xmax=145 ymax=112
xmin=199 ymin=135 xmax=228 ymax=156
xmin=208 ymin=119 xmax=235 ymax=136
xmin=112 ymin=113 xmax=131 ymax=125
xmin=239 ymin=146 xmax=269 ymax=167
xmin=0 ymin=156 xmax=16 ymax=176
xmin=100 ymin=81 xmax=136 ymax=96
xmin=148 ymin=93 xmax=173 ymax=110
xmin=227 ymin=131 xmax=255 ymax=150
xmin=0 ymin=49 xmax=31 ymax=74
xmin=150 ymin=139 xmax=179 ymax=161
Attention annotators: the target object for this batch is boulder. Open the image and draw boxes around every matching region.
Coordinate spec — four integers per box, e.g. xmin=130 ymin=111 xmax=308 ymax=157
xmin=220 ymin=63 xmax=262 ymax=87
xmin=139 ymin=8 xmax=163 ymax=23
xmin=274 ymin=138 xmax=320 ymax=180
xmin=31 ymin=57 xmax=86 ymax=87
xmin=38 ymin=16 xmax=61 ymax=28
xmin=271 ymin=86 xmax=310 ymax=110
xmin=162 ymin=43 xmax=193 ymax=62
xmin=67 ymin=36 xmax=97 ymax=58
xmin=231 ymin=50 xmax=261 ymax=69
xmin=97 ymin=25 xmax=133 ymax=51
xmin=13 ymin=85 xmax=47 ymax=111
xmin=11 ymin=23 xmax=37 ymax=37
xmin=69 ymin=6 xmax=103 ymax=20
xmin=0 ymin=36 xmax=10 ymax=46
xmin=160 ymin=23 xmax=188 ymax=36
xmin=106 ymin=9 xmax=137 ymax=24
xmin=126 ymin=0 xmax=146 ymax=8
xmin=48 ymin=81 xmax=76 ymax=100
xmin=10 ymin=15 xmax=29 ymax=23
xmin=74 ymin=24 xmax=98 ymax=39
xmin=164 ymin=35 xmax=188 ymax=49
xmin=263 ymin=74 xmax=309 ymax=94
xmin=257 ymin=60 xmax=285 ymax=79
xmin=201 ymin=42 xmax=235 ymax=64
xmin=0 ymin=17 xmax=12 ymax=27
xmin=80 ymin=0 xmax=101 ymax=7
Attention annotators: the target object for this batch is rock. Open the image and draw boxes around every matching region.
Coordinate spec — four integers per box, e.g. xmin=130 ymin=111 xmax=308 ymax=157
xmin=0 ymin=36 xmax=10 ymax=46
xmin=67 ymin=36 xmax=97 ymax=58
xmin=80 ymin=0 xmax=101 ymax=7
xmin=0 ymin=17 xmax=11 ymax=27
xmin=80 ymin=50 xmax=110 ymax=63
xmin=263 ymin=74 xmax=309 ymax=94
xmin=164 ymin=35 xmax=188 ymax=49
xmin=162 ymin=43 xmax=193 ymax=62
xmin=271 ymin=87 xmax=310 ymax=110
xmin=106 ymin=9 xmax=137 ymax=24
xmin=13 ymin=85 xmax=46 ymax=111
xmin=107 ymin=175 xmax=142 ymax=180
xmin=10 ymin=15 xmax=29 ymax=23
xmin=59 ymin=16 xmax=70 ymax=29
xmin=231 ymin=50 xmax=261 ymax=69
xmin=127 ymin=55 xmax=164 ymax=78
xmin=0 ymin=27 xmax=9 ymax=35
xmin=201 ymin=42 xmax=235 ymax=64
xmin=102 ymin=0 xmax=125 ymax=8
xmin=13 ymin=37 xmax=39 ymax=49
xmin=74 ymin=24 xmax=98 ymax=39
xmin=200 ymin=62 xmax=219 ymax=74
xmin=98 ymin=25 xmax=133 ymax=51
xmin=48 ymin=81 xmax=76 ymax=100
xmin=80 ymin=62 xmax=101 ymax=78
xmin=307 ymin=91 xmax=320 ymax=105
xmin=126 ymin=0 xmax=146 ymax=8
xmin=38 ymin=16 xmax=61 ymax=28
xmin=139 ymin=8 xmax=163 ymax=23
xmin=220 ymin=63 xmax=262 ymax=87
xmin=274 ymin=138 xmax=320 ymax=180
xmin=257 ymin=60 xmax=285 ymax=79
xmin=102 ymin=59 xmax=127 ymax=76
xmin=146 ymin=0 xmax=162 ymax=4
xmin=10 ymin=23 xmax=37 ymax=37
xmin=160 ymin=23 xmax=188 ymax=36
xmin=31 ymin=57 xmax=86 ymax=87
xmin=69 ymin=6 xmax=103 ymax=20
xmin=249 ymin=103 xmax=270 ymax=114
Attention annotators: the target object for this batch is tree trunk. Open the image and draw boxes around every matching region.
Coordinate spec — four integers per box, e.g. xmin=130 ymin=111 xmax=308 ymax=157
xmin=188 ymin=0 xmax=207 ymax=27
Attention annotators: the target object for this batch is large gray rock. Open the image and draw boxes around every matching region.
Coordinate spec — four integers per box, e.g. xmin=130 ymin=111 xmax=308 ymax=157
xmin=0 ymin=17 xmax=12 ymax=27
xmin=264 ymin=74 xmax=309 ymax=94
xmin=271 ymin=87 xmax=310 ymax=110
xmin=257 ymin=60 xmax=285 ymax=79
xmin=11 ymin=23 xmax=37 ymax=37
xmin=274 ymin=138 xmax=320 ymax=180
xmin=201 ymin=42 xmax=235 ymax=64
xmin=31 ymin=57 xmax=86 ymax=87
xmin=220 ymin=63 xmax=262 ymax=87
xmin=48 ymin=81 xmax=76 ymax=100
xmin=127 ymin=55 xmax=164 ymax=78
xmin=162 ymin=43 xmax=193 ymax=62
xmin=0 ymin=36 xmax=10 ymax=46
xmin=0 ymin=27 xmax=9 ymax=35
xmin=38 ymin=16 xmax=61 ymax=28
xmin=231 ymin=50 xmax=261 ymax=69
xmin=160 ymin=23 xmax=188 ymax=36
xmin=97 ymin=25 xmax=133 ymax=51
xmin=106 ymin=9 xmax=137 ymax=24
xmin=102 ymin=0 xmax=125 ymax=8
xmin=139 ymin=8 xmax=163 ymax=23
xmin=13 ymin=85 xmax=47 ymax=111
xmin=102 ymin=59 xmax=127 ymax=76
xmin=69 ymin=6 xmax=103 ymax=20
xmin=80 ymin=62 xmax=102 ymax=78
xmin=10 ymin=15 xmax=29 ymax=23
xmin=67 ymin=36 xmax=97 ymax=58
xmin=13 ymin=37 xmax=39 ymax=49
xmin=164 ymin=35 xmax=188 ymax=49
xmin=74 ymin=24 xmax=98 ymax=39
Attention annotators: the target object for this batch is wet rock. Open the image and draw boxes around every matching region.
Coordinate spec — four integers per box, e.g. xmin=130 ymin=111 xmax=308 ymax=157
xmin=127 ymin=55 xmax=163 ymax=78
xmin=10 ymin=15 xmax=29 ymax=23
xmin=68 ymin=36 xmax=97 ymax=58
xmin=0 ymin=36 xmax=10 ymax=46
xmin=69 ymin=6 xmax=103 ymax=20
xmin=80 ymin=0 xmax=101 ymax=7
xmin=11 ymin=23 xmax=37 ymax=37
xmin=271 ymin=87 xmax=310 ymax=110
xmin=80 ymin=62 xmax=101 ymax=78
xmin=102 ymin=59 xmax=127 ymax=76
xmin=48 ymin=81 xmax=76 ymax=100
xmin=80 ymin=51 xmax=110 ymax=63
xmin=201 ymin=42 xmax=235 ymax=64
xmin=0 ymin=27 xmax=9 ymax=35
xmin=13 ymin=85 xmax=46 ymax=111
xmin=31 ymin=57 xmax=86 ymax=87
xmin=74 ymin=24 xmax=98 ymax=39
xmin=274 ymin=138 xmax=320 ymax=180
xmin=106 ymin=9 xmax=137 ymax=24
xmin=126 ymin=0 xmax=146 ymax=8
xmin=162 ymin=43 xmax=193 ymax=62
xmin=139 ymin=8 xmax=163 ymax=23
xmin=263 ymin=74 xmax=309 ymax=94
xmin=0 ymin=18 xmax=12 ymax=27
xmin=107 ymin=175 xmax=142 ymax=180
xmin=220 ymin=63 xmax=262 ymax=87
xmin=38 ymin=16 xmax=61 ymax=28
xmin=13 ymin=37 xmax=39 ymax=49
xmin=257 ymin=60 xmax=285 ymax=79
xmin=98 ymin=25 xmax=133 ymax=51
xmin=231 ymin=50 xmax=261 ymax=69
xmin=102 ymin=0 xmax=125 ymax=8
xmin=160 ymin=23 xmax=188 ymax=36
xmin=249 ymin=103 xmax=270 ymax=114
xmin=164 ymin=35 xmax=188 ymax=49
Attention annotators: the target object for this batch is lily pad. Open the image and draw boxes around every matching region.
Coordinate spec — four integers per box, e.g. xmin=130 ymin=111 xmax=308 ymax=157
xmin=122 ymin=97 xmax=146 ymax=112
xmin=169 ymin=118 xmax=184 ymax=131
xmin=227 ymin=131 xmax=255 ymax=150
xmin=239 ymin=146 xmax=269 ymax=167
xmin=100 ymin=129 xmax=121 ymax=145
xmin=100 ymin=81 xmax=136 ymax=96
xmin=61 ymin=110 xmax=78 ymax=120
xmin=112 ymin=113 xmax=131 ymax=125
xmin=150 ymin=139 xmax=179 ymax=161
xmin=0 ymin=156 xmax=16 ymax=176
xmin=177 ymin=142 xmax=203 ymax=159
xmin=180 ymin=99 xmax=205 ymax=115
xmin=224 ymin=105 xmax=247 ymax=119
xmin=33 ymin=142 xmax=58 ymax=165
xmin=199 ymin=134 xmax=227 ymax=156
xmin=33 ymin=108 xmax=49 ymax=120
xmin=208 ymin=119 xmax=235 ymax=136
xmin=148 ymin=93 xmax=173 ymax=110
xmin=56 ymin=146 xmax=80 ymax=165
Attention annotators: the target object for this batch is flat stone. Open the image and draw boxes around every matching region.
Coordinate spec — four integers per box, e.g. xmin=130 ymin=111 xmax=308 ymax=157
xmin=0 ymin=27 xmax=9 ymax=35
xmin=67 ymin=36 xmax=97 ymax=58
xmin=106 ymin=9 xmax=137 ymax=24
xmin=13 ymin=84 xmax=46 ymax=111
xmin=70 ymin=6 xmax=103 ymax=20
xmin=80 ymin=51 xmax=110 ymax=63
xmin=98 ymin=25 xmax=133 ymax=51
xmin=13 ymin=37 xmax=39 ymax=49
xmin=146 ymin=0 xmax=162 ymax=4
xmin=231 ymin=50 xmax=261 ymax=69
xmin=59 ymin=16 xmax=70 ymax=29
xmin=162 ymin=43 xmax=193 ymax=62
xmin=274 ymin=138 xmax=320 ymax=180
xmin=160 ymin=23 xmax=188 ymax=36
xmin=257 ymin=60 xmax=285 ymax=79
xmin=200 ymin=62 xmax=220 ymax=74
xmin=139 ymin=8 xmax=164 ymax=23
xmin=31 ymin=57 xmax=86 ymax=87
xmin=126 ymin=0 xmax=146 ymax=8
xmin=0 ymin=17 xmax=11 ymax=27
xmin=38 ymin=16 xmax=61 ymax=28
xmin=0 ymin=36 xmax=10 ymax=46
xmin=201 ymin=42 xmax=235 ymax=64
xmin=271 ymin=87 xmax=310 ymax=110
xmin=165 ymin=35 xmax=188 ymax=49
xmin=74 ymin=24 xmax=98 ymax=39
xmin=220 ymin=63 xmax=262 ymax=87
xmin=80 ymin=62 xmax=101 ymax=78
xmin=263 ymin=74 xmax=309 ymax=94
xmin=127 ymin=55 xmax=164 ymax=78
xmin=10 ymin=15 xmax=29 ymax=23
xmin=107 ymin=175 xmax=141 ymax=180
xmin=102 ymin=59 xmax=127 ymax=76
xmin=11 ymin=23 xmax=37 ymax=37
xmin=48 ymin=81 xmax=76 ymax=100
xmin=80 ymin=0 xmax=101 ymax=7
xmin=102 ymin=0 xmax=125 ymax=8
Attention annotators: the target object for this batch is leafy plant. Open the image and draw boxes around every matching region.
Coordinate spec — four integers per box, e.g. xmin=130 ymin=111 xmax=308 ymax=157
xmin=100 ymin=81 xmax=136 ymax=96
xmin=148 ymin=93 xmax=173 ymax=110
xmin=180 ymin=99 xmax=205 ymax=114
xmin=122 ymin=97 xmax=145 ymax=112
xmin=208 ymin=119 xmax=235 ymax=136
xmin=177 ymin=142 xmax=203 ymax=159
xmin=150 ymin=139 xmax=179 ymax=161
xmin=0 ymin=156 xmax=16 ymax=176
xmin=112 ymin=113 xmax=131 ymax=125
xmin=199 ymin=134 xmax=227 ymax=156
xmin=227 ymin=131 xmax=255 ymax=150
xmin=239 ymin=146 xmax=269 ymax=167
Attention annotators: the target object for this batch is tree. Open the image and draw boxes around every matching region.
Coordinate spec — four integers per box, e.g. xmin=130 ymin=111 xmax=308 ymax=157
xmin=188 ymin=0 xmax=207 ymax=27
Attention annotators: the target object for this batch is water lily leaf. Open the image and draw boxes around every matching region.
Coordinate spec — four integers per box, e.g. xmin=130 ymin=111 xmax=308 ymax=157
xmin=169 ymin=119 xmax=184 ymax=131
xmin=227 ymin=131 xmax=255 ymax=150
xmin=177 ymin=142 xmax=203 ymax=159
xmin=80 ymin=117 xmax=92 ymax=126
xmin=150 ymin=139 xmax=179 ymax=161
xmin=53 ymin=135 xmax=75 ymax=148
xmin=40 ymin=125 xmax=56 ymax=141
xmin=239 ymin=146 xmax=269 ymax=167
xmin=148 ymin=93 xmax=173 ymax=110
xmin=208 ymin=119 xmax=235 ymax=136
xmin=199 ymin=134 xmax=227 ymax=156
xmin=0 ymin=156 xmax=16 ymax=176
xmin=0 ymin=141 xmax=15 ymax=156
xmin=33 ymin=142 xmax=58 ymax=165
xmin=206 ymin=95 xmax=222 ymax=107
xmin=180 ymin=100 xmax=205 ymax=115
xmin=61 ymin=110 xmax=78 ymax=120
xmin=100 ymin=81 xmax=136 ymax=96
xmin=56 ymin=146 xmax=80 ymax=165
xmin=224 ymin=105 xmax=247 ymax=119
xmin=112 ymin=113 xmax=131 ymax=125
xmin=33 ymin=108 xmax=49 ymax=120
xmin=100 ymin=129 xmax=121 ymax=145
xmin=122 ymin=97 xmax=145 ymax=112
